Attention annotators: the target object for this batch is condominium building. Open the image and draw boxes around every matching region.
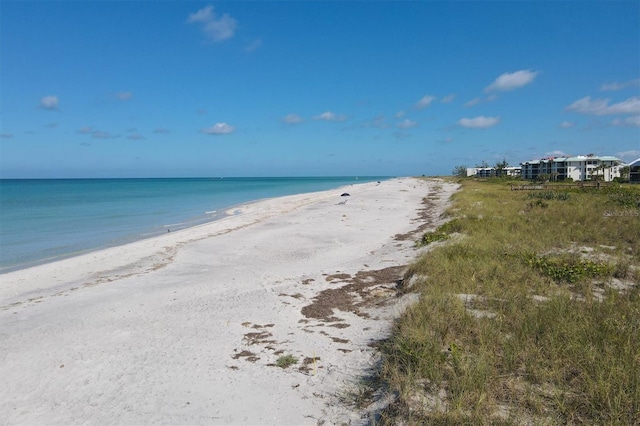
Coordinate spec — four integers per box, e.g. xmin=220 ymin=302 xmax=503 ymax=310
xmin=520 ymin=155 xmax=624 ymax=182
xmin=630 ymin=158 xmax=640 ymax=183
xmin=466 ymin=166 xmax=521 ymax=178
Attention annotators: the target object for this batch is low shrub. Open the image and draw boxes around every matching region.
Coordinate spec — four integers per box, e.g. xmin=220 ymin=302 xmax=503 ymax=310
xmin=527 ymin=191 xmax=570 ymax=201
xmin=517 ymin=252 xmax=614 ymax=283
xmin=418 ymin=231 xmax=449 ymax=246
xmin=276 ymin=354 xmax=298 ymax=369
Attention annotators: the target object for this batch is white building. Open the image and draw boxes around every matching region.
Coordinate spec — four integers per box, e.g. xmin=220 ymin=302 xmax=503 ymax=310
xmin=520 ymin=155 xmax=624 ymax=182
xmin=466 ymin=166 xmax=521 ymax=178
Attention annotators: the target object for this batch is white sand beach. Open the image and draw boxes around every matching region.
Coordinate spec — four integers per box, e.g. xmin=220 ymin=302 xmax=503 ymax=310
xmin=0 ymin=177 xmax=457 ymax=425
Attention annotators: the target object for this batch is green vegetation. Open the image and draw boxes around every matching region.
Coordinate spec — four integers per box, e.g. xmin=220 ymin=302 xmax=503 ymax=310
xmin=276 ymin=354 xmax=298 ymax=369
xmin=417 ymin=218 xmax=467 ymax=247
xmin=417 ymin=230 xmax=450 ymax=246
xmin=452 ymin=165 xmax=468 ymax=178
xmin=516 ymin=252 xmax=614 ymax=284
xmin=374 ymin=179 xmax=640 ymax=424
xmin=598 ymin=185 xmax=640 ymax=208
xmin=526 ymin=191 xmax=570 ymax=201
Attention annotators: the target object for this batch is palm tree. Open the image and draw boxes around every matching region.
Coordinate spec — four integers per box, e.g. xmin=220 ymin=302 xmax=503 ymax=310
xmin=593 ymin=164 xmax=612 ymax=181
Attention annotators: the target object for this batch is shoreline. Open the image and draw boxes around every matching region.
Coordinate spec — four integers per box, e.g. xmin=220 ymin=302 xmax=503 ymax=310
xmin=0 ymin=189 xmax=341 ymax=276
xmin=0 ymin=176 xmax=385 ymax=274
xmin=0 ymin=177 xmax=458 ymax=424
xmin=0 ymin=180 xmax=361 ymax=303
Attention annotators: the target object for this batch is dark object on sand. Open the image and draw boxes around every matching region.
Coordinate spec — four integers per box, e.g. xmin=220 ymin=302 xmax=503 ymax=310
xmin=341 ymin=193 xmax=350 ymax=197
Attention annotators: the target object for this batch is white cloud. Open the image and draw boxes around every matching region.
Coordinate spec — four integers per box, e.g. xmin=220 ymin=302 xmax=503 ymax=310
xmin=154 ymin=128 xmax=171 ymax=134
xmin=566 ymin=96 xmax=640 ymax=116
xmin=545 ymin=150 xmax=569 ymax=157
xmin=127 ymin=133 xmax=146 ymax=140
xmin=370 ymin=115 xmax=388 ymax=128
xmin=245 ymin=39 xmax=263 ymax=52
xmin=559 ymin=121 xmax=575 ymax=128
xmin=415 ymin=95 xmax=436 ymax=109
xmin=464 ymin=97 xmax=481 ymax=107
xmin=202 ymin=122 xmax=235 ymax=135
xmin=464 ymin=95 xmax=498 ymax=107
xmin=458 ymin=116 xmax=501 ymax=129
xmin=394 ymin=110 xmax=405 ymax=118
xmin=283 ymin=114 xmax=303 ymax=124
xmin=392 ymin=131 xmax=411 ymax=140
xmin=612 ymin=116 xmax=640 ymax=127
xmin=117 ymin=92 xmax=133 ymax=100
xmin=600 ymin=78 xmax=640 ymax=91
xmin=485 ymin=69 xmax=538 ymax=93
xmin=313 ymin=111 xmax=346 ymax=121
xmin=77 ymin=127 xmax=119 ymax=139
xmin=92 ymin=131 xmax=116 ymax=139
xmin=39 ymin=95 xmax=59 ymax=110
xmin=187 ymin=5 xmax=237 ymax=42
xmin=188 ymin=5 xmax=214 ymax=23
xmin=615 ymin=150 xmax=640 ymax=161
xmin=441 ymin=94 xmax=455 ymax=104
xmin=397 ymin=118 xmax=417 ymax=129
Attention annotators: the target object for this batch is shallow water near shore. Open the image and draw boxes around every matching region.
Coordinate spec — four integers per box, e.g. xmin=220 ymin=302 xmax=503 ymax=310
xmin=0 ymin=176 xmax=388 ymax=272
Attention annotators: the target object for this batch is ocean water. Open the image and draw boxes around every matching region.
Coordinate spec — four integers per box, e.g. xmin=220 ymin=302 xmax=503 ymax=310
xmin=0 ymin=177 xmax=388 ymax=272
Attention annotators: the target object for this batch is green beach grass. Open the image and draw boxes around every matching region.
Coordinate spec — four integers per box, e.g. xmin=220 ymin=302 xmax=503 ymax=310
xmin=373 ymin=178 xmax=640 ymax=424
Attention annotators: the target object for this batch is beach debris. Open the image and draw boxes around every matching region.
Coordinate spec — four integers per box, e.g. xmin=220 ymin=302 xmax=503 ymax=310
xmin=232 ymin=350 xmax=260 ymax=362
xmin=243 ymin=331 xmax=276 ymax=345
xmin=298 ymin=356 xmax=321 ymax=374
xmin=303 ymin=265 xmax=407 ymax=321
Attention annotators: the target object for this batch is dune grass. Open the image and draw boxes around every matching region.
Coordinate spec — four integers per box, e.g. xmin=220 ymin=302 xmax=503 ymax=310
xmin=375 ymin=178 xmax=640 ymax=424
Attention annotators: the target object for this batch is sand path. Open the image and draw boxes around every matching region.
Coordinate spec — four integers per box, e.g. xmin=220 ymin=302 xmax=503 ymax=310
xmin=0 ymin=178 xmax=457 ymax=425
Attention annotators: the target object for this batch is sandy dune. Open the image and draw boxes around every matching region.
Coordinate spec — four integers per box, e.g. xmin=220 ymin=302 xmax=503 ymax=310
xmin=0 ymin=177 xmax=457 ymax=425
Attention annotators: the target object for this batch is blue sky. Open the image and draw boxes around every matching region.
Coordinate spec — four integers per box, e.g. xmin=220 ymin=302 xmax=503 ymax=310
xmin=1 ymin=1 xmax=639 ymax=178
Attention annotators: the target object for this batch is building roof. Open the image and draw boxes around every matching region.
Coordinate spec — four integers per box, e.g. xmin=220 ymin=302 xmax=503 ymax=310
xmin=562 ymin=155 xmax=622 ymax=163
xmin=629 ymin=158 xmax=640 ymax=167
xmin=521 ymin=155 xmax=624 ymax=166
xmin=598 ymin=156 xmax=623 ymax=162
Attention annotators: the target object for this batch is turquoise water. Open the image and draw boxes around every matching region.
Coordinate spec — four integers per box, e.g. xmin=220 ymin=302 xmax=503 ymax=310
xmin=0 ymin=177 xmax=388 ymax=272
